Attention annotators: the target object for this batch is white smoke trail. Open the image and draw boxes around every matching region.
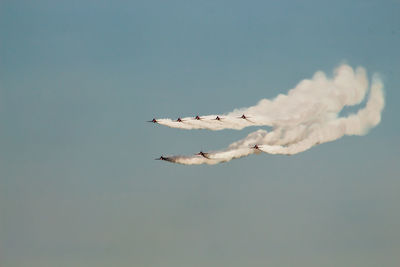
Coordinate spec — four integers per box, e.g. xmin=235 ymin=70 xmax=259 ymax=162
xmin=155 ymin=65 xmax=385 ymax=165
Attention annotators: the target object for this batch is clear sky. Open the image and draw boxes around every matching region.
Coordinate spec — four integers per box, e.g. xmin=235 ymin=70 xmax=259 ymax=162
xmin=1 ymin=0 xmax=399 ymax=266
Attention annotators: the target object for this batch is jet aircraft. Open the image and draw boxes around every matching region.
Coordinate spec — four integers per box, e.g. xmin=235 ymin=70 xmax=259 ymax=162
xmin=251 ymin=144 xmax=261 ymax=150
xmin=250 ymin=144 xmax=262 ymax=154
xmin=155 ymin=156 xmax=169 ymax=161
xmin=239 ymin=114 xmax=253 ymax=122
xmin=195 ymin=151 xmax=210 ymax=159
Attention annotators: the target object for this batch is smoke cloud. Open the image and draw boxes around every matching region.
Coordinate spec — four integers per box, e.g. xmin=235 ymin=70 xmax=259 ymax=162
xmin=153 ymin=65 xmax=385 ymax=165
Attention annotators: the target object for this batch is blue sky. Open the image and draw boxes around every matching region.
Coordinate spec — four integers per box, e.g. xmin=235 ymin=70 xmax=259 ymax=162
xmin=1 ymin=0 xmax=400 ymax=266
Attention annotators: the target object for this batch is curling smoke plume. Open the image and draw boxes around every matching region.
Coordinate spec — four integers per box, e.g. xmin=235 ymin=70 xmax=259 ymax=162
xmin=154 ymin=65 xmax=385 ymax=165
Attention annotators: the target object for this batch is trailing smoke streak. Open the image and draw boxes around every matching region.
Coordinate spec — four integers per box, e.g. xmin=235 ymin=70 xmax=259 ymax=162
xmin=156 ymin=65 xmax=385 ymax=165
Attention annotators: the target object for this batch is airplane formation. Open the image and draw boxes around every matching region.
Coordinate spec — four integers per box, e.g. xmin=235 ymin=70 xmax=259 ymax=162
xmin=148 ymin=114 xmax=260 ymax=162
xmin=148 ymin=114 xmax=251 ymax=125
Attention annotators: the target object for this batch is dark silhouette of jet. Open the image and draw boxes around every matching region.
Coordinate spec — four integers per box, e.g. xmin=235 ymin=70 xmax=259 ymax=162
xmin=155 ymin=155 xmax=173 ymax=161
xmin=250 ymin=144 xmax=263 ymax=154
xmin=239 ymin=114 xmax=253 ymax=122
xmin=251 ymin=144 xmax=261 ymax=150
xmin=147 ymin=118 xmax=158 ymax=123
xmin=195 ymin=151 xmax=210 ymax=159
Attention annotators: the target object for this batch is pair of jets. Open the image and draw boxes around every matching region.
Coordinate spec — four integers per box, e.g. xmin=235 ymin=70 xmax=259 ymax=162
xmin=155 ymin=151 xmax=210 ymax=161
xmin=155 ymin=145 xmax=262 ymax=161
xmin=148 ymin=114 xmax=250 ymax=124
